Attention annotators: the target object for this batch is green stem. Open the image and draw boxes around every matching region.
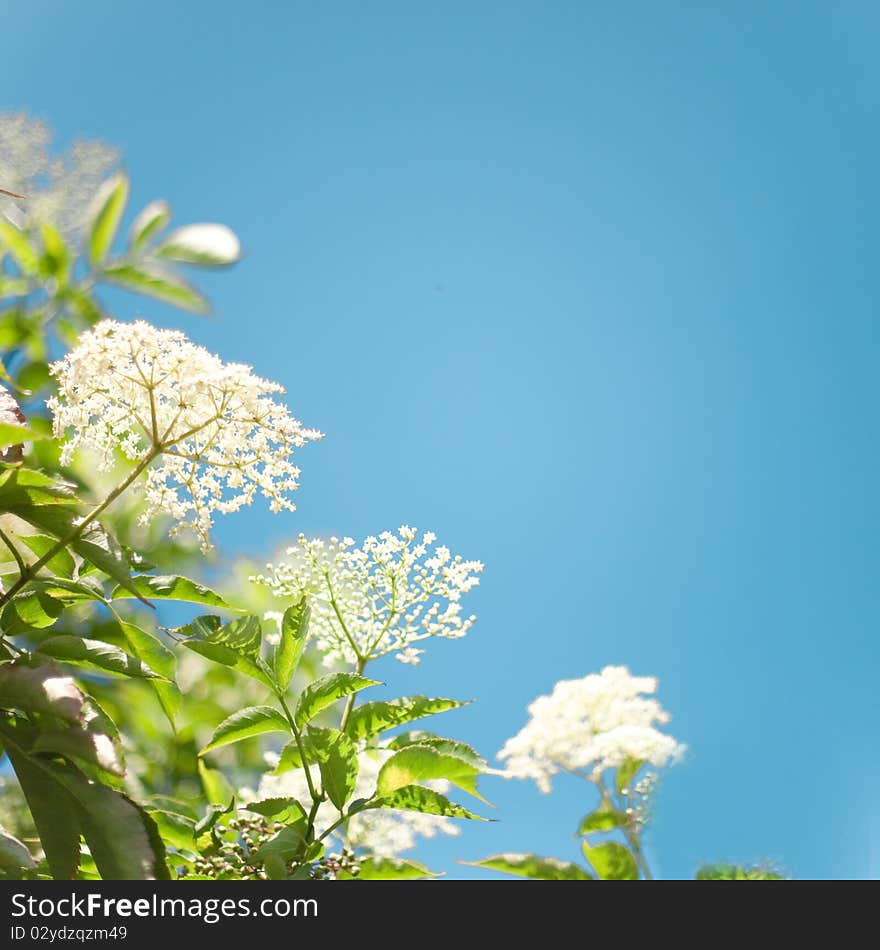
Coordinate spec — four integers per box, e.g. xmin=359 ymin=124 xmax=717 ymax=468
xmin=276 ymin=691 xmax=319 ymax=806
xmin=0 ymin=448 xmax=160 ymax=609
xmin=338 ymin=656 xmax=367 ymax=733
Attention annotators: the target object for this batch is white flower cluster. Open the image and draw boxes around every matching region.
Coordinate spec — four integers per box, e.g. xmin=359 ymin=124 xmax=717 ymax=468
xmin=498 ymin=666 xmax=685 ymax=793
xmin=48 ymin=320 xmax=322 ymax=550
xmin=254 ymin=747 xmax=459 ymax=857
xmin=0 ymin=112 xmax=119 ymax=237
xmin=253 ymin=527 xmax=483 ymax=666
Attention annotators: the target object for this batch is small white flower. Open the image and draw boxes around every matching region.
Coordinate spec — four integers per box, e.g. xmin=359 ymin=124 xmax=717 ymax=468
xmin=48 ymin=319 xmax=323 ymax=550
xmin=498 ymin=666 xmax=685 ymax=793
xmin=252 ymin=527 xmax=483 ymax=666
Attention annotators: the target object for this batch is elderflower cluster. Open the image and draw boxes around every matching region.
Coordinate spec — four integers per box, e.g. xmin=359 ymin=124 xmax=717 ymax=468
xmin=498 ymin=666 xmax=685 ymax=793
xmin=253 ymin=747 xmax=459 ymax=856
xmin=252 ymin=527 xmax=484 ymax=666
xmin=47 ymin=319 xmax=322 ymax=550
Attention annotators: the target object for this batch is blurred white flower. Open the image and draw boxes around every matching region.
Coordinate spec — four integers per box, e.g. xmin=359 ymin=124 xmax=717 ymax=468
xmin=257 ymin=747 xmax=459 ymax=857
xmin=498 ymin=666 xmax=685 ymax=793
xmin=0 ymin=112 xmax=119 ymax=237
xmin=48 ymin=319 xmax=323 ymax=550
xmin=252 ymin=526 xmax=483 ymax=666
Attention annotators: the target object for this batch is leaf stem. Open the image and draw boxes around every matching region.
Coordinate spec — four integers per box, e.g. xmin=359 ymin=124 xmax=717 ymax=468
xmin=0 ymin=448 xmax=160 ymax=609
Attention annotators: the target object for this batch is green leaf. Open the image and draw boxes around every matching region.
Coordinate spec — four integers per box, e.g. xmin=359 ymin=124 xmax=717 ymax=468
xmin=577 ymin=801 xmax=625 ymax=835
xmin=17 ymin=533 xmax=75 ymax=578
xmin=695 ymin=864 xmax=785 ymax=881
xmin=31 ymin=727 xmax=124 ymax=776
xmin=0 ymin=467 xmax=78 ymax=508
xmin=253 ymin=823 xmax=308 ymax=868
xmin=307 ymin=726 xmax=358 ymax=811
xmin=1 ymin=587 xmax=67 ymax=634
xmin=616 ymin=757 xmax=644 ymax=794
xmin=0 ymin=421 xmax=46 ymax=448
xmin=35 ymin=636 xmax=163 ymax=679
xmin=376 ymin=744 xmax=485 ymax=801
xmin=271 ymin=738 xmax=311 ymax=774
xmin=200 ymin=706 xmax=290 ymax=754
xmin=8 ymin=504 xmax=149 ymax=605
xmin=294 ymin=673 xmax=380 ymax=728
xmin=182 ymin=615 xmax=273 ymax=689
xmin=345 ymin=696 xmax=467 ymax=741
xmin=0 ymin=219 xmax=39 ymax=273
xmin=3 ymin=739 xmax=80 ymax=878
xmin=354 ymin=856 xmax=441 ymax=880
xmin=241 ymin=798 xmax=307 ymax=825
xmin=582 ymin=841 xmax=639 ymax=880
xmin=467 ymin=853 xmax=593 ymax=881
xmin=87 ymin=173 xmax=129 ymax=264
xmin=0 ymin=660 xmax=85 ymax=722
xmin=369 ymin=785 xmax=486 ymax=821
xmin=386 ymin=732 xmax=488 ymax=770
xmin=0 ymin=828 xmax=35 ymax=871
xmin=128 ymin=200 xmax=171 ymax=250
xmin=40 ymin=224 xmax=71 ymax=281
xmin=198 ymin=760 xmax=234 ymax=807
xmin=50 ymin=767 xmax=169 ymax=880
xmin=156 ymin=223 xmax=241 ymax=268
xmin=147 ymin=809 xmax=196 ymax=853
xmin=274 ymin=597 xmax=309 ymax=690
xmin=97 ymin=617 xmax=178 ymax=728
xmin=111 ymin=574 xmax=228 ymax=608
xmin=1 ymin=724 xmax=168 ymax=880
xmin=101 ymin=263 xmax=208 ymax=314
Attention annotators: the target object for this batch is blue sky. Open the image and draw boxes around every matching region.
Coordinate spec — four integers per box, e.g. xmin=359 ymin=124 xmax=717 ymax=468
xmin=5 ymin=0 xmax=879 ymax=879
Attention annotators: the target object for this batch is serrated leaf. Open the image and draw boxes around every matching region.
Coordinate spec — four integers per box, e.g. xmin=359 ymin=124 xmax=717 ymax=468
xmin=101 ymin=263 xmax=208 ymax=314
xmin=294 ymin=673 xmax=379 ymax=728
xmin=200 ymin=706 xmax=290 ymax=754
xmin=0 ymin=660 xmax=85 ymax=722
xmin=111 ymin=574 xmax=228 ymax=608
xmin=467 ymin=853 xmax=593 ymax=880
xmin=695 ymin=864 xmax=785 ymax=881
xmin=182 ymin=614 xmax=273 ymax=689
xmin=345 ymin=695 xmax=467 ymax=741
xmin=369 ymin=785 xmax=486 ymax=821
xmin=354 ymin=856 xmax=441 ymax=880
xmin=376 ymin=744 xmax=485 ymax=801
xmin=241 ymin=798 xmax=307 ymax=824
xmin=35 ymin=636 xmax=163 ymax=679
xmin=156 ymin=223 xmax=241 ymax=268
xmin=274 ymin=597 xmax=309 ymax=690
xmin=582 ymin=841 xmax=639 ymax=880
xmin=128 ymin=200 xmax=171 ymax=251
xmin=386 ymin=732 xmax=488 ymax=770
xmin=87 ymin=174 xmax=129 ymax=264
xmin=307 ymin=726 xmax=358 ymax=811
